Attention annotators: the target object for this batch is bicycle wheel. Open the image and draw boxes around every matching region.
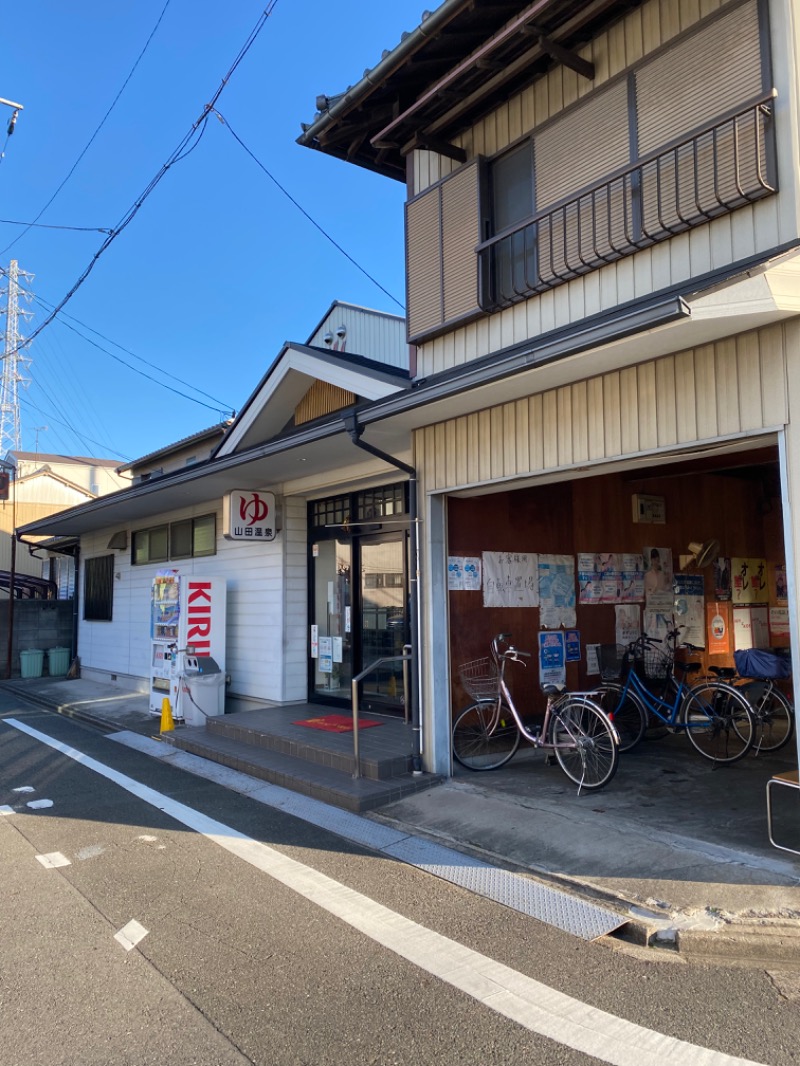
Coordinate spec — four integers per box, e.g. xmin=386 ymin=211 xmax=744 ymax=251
xmin=596 ymin=682 xmax=647 ymax=753
xmin=681 ymin=681 xmax=755 ymax=764
xmin=741 ymin=682 xmax=795 ymax=754
xmin=452 ymin=700 xmax=520 ymax=770
xmin=550 ymin=697 xmax=619 ymax=791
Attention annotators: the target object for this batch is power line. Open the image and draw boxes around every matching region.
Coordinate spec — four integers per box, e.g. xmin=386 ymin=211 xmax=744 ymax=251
xmin=19 ymin=395 xmax=131 ymax=462
xmin=5 ymin=1 xmax=280 ymax=359
xmin=0 ymin=0 xmax=173 ymax=258
xmin=0 ymin=219 xmax=111 ymax=234
xmin=214 ymin=110 xmax=405 ymax=312
xmin=33 ymin=294 xmax=235 ymax=415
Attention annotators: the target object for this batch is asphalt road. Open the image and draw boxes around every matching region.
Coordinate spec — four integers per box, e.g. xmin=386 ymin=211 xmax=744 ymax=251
xmin=1 ymin=697 xmax=798 ymax=1066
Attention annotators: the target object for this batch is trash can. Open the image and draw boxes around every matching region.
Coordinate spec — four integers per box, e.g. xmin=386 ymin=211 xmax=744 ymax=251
xmin=181 ymin=673 xmax=226 ymax=726
xmin=19 ymin=649 xmax=44 ymax=679
xmin=47 ymin=647 xmax=70 ymax=677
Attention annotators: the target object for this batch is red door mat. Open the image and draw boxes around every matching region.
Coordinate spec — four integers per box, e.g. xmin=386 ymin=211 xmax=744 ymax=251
xmin=294 ymin=714 xmax=383 ymax=733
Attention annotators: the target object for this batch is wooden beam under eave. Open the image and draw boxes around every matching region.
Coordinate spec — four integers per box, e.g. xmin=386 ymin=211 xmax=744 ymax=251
xmin=536 ymin=33 xmax=595 ymax=80
xmin=403 ymin=134 xmax=467 ymax=162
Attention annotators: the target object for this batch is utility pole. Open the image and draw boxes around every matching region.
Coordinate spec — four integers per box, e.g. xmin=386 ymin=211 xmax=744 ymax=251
xmin=0 ymin=259 xmax=33 ymax=456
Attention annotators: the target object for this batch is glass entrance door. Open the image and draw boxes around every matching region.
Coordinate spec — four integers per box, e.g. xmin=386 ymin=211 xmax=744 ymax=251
xmin=359 ymin=533 xmax=407 ymax=714
xmin=311 ymin=538 xmax=352 ymax=700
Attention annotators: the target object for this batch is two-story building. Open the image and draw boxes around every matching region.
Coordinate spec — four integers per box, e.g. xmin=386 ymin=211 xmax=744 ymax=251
xmin=298 ymin=0 xmax=800 ymax=773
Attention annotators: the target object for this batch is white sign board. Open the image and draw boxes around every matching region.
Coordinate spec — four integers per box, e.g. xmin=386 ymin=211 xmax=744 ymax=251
xmin=223 ymin=490 xmax=278 ymax=541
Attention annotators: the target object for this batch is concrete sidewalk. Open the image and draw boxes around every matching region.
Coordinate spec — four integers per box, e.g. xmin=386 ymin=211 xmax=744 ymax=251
xmin=3 ymin=673 xmax=800 ymax=966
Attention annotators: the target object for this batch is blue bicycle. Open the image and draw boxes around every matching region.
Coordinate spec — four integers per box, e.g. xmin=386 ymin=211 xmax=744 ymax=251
xmin=598 ymin=631 xmax=756 ymax=764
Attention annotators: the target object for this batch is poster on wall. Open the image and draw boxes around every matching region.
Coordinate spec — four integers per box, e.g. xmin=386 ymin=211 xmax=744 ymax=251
xmin=538 ymin=554 xmax=576 ymax=628
xmin=714 ymin=557 xmax=732 ymax=601
xmin=772 ymin=564 xmax=788 ymax=606
xmin=732 ymin=557 xmax=769 ymax=604
xmin=538 ymin=630 xmax=566 ymax=687
xmin=447 ymin=556 xmax=482 ymax=592
xmin=483 ymin=552 xmax=539 ymax=607
xmin=586 ymin=644 xmax=601 ymax=675
xmin=598 ymin=553 xmax=622 ymax=603
xmin=707 ymin=602 xmax=732 ymax=655
xmin=643 ymin=608 xmax=671 ymax=645
xmin=673 ymin=574 xmax=705 ymax=647
xmin=565 ymin=630 xmax=581 ymax=662
xmin=620 ymin=553 xmax=645 ymax=603
xmin=769 ymin=606 xmax=790 ymax=639
xmin=577 ymin=553 xmax=602 ymax=604
xmin=643 ymin=547 xmax=673 ymax=603
xmin=733 ymin=605 xmax=770 ymax=650
xmin=615 ymin=605 xmax=641 ymax=647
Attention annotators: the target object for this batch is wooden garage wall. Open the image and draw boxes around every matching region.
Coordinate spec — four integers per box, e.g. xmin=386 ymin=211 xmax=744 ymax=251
xmin=416 ymin=323 xmax=789 ymax=494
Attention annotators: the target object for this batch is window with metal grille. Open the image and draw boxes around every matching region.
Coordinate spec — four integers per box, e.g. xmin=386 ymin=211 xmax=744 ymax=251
xmin=84 ymin=554 xmax=113 ymax=621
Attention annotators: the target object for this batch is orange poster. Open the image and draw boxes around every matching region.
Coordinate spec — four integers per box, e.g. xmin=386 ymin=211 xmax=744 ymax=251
xmin=707 ymin=602 xmax=732 ymax=655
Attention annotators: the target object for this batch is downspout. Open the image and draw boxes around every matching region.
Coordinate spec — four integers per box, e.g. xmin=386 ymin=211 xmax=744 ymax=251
xmin=343 ymin=413 xmax=422 ymax=773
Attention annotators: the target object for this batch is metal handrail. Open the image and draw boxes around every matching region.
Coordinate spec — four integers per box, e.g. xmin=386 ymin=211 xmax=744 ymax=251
xmin=350 ymin=646 xmax=412 ymax=778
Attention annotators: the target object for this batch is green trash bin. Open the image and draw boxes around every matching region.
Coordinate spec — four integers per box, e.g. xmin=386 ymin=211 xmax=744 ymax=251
xmin=47 ymin=647 xmax=70 ymax=677
xmin=19 ymin=649 xmax=44 ymax=678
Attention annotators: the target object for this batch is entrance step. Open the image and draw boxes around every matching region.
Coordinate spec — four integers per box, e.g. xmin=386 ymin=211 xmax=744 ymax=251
xmin=168 ymin=704 xmax=441 ymax=814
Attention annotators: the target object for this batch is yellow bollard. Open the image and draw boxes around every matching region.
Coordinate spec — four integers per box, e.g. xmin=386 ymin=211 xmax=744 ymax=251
xmin=160 ymin=696 xmax=174 ymax=733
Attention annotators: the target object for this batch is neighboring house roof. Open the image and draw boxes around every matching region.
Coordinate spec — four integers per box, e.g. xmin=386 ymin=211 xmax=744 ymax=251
xmin=297 ymin=0 xmax=643 ymax=179
xmin=14 ymin=468 xmax=98 ymax=498
xmin=117 ymin=422 xmax=233 ymax=475
xmin=8 ymin=451 xmax=121 ymax=468
xmin=303 ymin=300 xmax=404 ymax=345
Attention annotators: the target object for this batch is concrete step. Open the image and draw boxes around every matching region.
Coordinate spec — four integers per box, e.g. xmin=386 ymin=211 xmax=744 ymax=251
xmin=170 ymin=726 xmax=440 ymax=813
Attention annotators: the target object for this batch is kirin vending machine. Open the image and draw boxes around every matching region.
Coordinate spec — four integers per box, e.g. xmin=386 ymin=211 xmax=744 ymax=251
xmin=149 ymin=570 xmax=227 ymax=718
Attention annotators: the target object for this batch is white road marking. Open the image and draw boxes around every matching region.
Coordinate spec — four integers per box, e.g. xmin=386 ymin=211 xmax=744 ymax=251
xmin=26 ymin=799 xmax=54 ymax=809
xmin=4 ymin=717 xmax=767 ymax=1066
xmin=115 ymin=919 xmax=149 ymax=951
xmin=36 ymin=852 xmax=71 ymax=869
xmin=75 ymin=844 xmax=106 ymax=861
xmin=13 ymin=786 xmax=35 ymax=793
xmin=0 ymin=805 xmax=14 ymax=815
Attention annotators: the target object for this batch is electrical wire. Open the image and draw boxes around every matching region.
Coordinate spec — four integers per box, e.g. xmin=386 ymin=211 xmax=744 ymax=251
xmin=33 ymin=294 xmax=236 ymax=415
xmin=0 ymin=0 xmax=173 ymax=258
xmin=19 ymin=395 xmax=131 ymax=461
xmin=5 ymin=1 xmax=279 ymax=360
xmin=213 ymin=109 xmax=406 ymax=312
xmin=0 ymin=220 xmax=111 ymax=234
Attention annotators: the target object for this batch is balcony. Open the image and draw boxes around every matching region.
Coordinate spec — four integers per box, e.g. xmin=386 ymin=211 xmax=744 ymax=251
xmin=478 ymin=93 xmax=777 ymax=311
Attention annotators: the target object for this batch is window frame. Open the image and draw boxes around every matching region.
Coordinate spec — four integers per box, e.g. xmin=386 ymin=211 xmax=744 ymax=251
xmin=84 ymin=554 xmax=114 ymax=621
xmin=131 ymin=514 xmax=217 ymax=565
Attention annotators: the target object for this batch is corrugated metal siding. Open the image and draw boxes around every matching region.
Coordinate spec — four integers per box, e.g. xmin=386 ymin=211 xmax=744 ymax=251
xmin=307 ymin=306 xmax=407 ymax=369
xmin=416 ymin=324 xmax=788 ymax=492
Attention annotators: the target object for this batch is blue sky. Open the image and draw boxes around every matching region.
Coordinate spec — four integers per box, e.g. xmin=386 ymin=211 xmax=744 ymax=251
xmin=1 ymin=2 xmax=421 ymax=464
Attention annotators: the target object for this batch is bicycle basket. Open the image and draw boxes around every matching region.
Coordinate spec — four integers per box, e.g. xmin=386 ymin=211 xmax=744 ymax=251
xmin=458 ymin=656 xmax=500 ymax=700
xmin=639 ymin=644 xmax=672 ymax=680
xmin=599 ymin=644 xmax=627 ymax=681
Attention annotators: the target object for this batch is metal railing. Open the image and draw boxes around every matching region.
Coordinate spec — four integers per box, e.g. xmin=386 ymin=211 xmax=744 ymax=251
xmin=350 ymin=644 xmax=411 ymax=778
xmin=478 ymin=92 xmax=777 ymax=311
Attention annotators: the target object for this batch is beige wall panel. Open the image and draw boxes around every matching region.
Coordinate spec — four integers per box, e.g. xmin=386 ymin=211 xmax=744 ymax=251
xmin=620 ymin=366 xmax=641 ymax=454
xmin=455 ymin=419 xmax=468 ymax=487
xmin=571 ymin=380 xmax=590 ymax=463
xmin=715 ymin=337 xmax=742 ymax=437
xmin=444 ymin=421 xmax=458 ymax=488
xmin=529 ymin=393 xmax=545 ymax=471
xmin=674 ymin=350 xmax=698 ymax=443
xmin=434 ymin=423 xmax=447 ymax=489
xmin=503 ymin=403 xmax=518 ymax=476
xmin=602 ymin=371 xmax=623 ymax=457
xmin=680 ymin=0 xmax=702 ymax=30
xmin=467 ymin=413 xmax=481 ymax=485
xmin=637 ymin=361 xmax=659 ymax=451
xmin=737 ymin=331 xmax=764 ymax=431
xmin=515 ymin=398 xmax=531 ymax=471
xmin=693 ymin=344 xmax=720 ymax=439
xmin=761 ymin=323 xmax=790 ymax=426
xmin=659 ymin=0 xmax=681 ymax=43
xmin=655 ymin=356 xmax=678 ymax=447
xmin=587 ymin=377 xmax=606 ymax=461
xmin=556 ymin=386 xmax=574 ymax=467
xmin=543 ymin=390 xmax=559 ymax=469
xmin=478 ymin=410 xmax=492 ymax=482
xmin=490 ymin=406 xmax=505 ymax=479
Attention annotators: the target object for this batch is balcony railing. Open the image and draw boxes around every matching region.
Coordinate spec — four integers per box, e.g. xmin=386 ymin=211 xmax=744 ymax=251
xmin=478 ymin=92 xmax=777 ymax=311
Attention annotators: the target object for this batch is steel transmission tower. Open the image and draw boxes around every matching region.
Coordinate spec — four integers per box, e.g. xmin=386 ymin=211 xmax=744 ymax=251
xmin=0 ymin=259 xmax=33 ymax=455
